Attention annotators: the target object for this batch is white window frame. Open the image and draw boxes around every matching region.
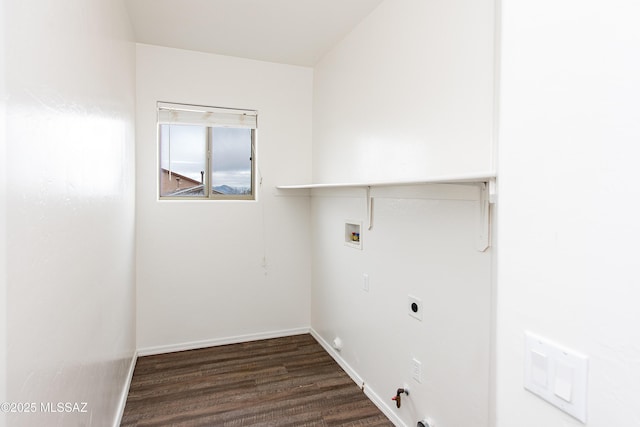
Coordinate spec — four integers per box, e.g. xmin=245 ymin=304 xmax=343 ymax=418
xmin=157 ymin=102 xmax=258 ymax=201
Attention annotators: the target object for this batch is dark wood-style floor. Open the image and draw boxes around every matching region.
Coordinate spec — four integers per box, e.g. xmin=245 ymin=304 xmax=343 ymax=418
xmin=121 ymin=334 xmax=394 ymax=426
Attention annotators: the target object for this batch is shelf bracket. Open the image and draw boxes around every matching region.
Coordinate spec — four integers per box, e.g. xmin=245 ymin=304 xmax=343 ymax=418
xmin=477 ymin=180 xmax=495 ymax=252
xmin=366 ymin=186 xmax=374 ymax=230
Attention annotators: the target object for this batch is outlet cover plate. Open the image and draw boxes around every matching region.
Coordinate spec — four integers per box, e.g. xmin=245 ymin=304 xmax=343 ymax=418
xmin=408 ymin=295 xmax=422 ymax=321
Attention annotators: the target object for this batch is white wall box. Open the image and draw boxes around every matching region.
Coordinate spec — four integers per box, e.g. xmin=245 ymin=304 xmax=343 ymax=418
xmin=344 ymin=220 xmax=362 ymax=249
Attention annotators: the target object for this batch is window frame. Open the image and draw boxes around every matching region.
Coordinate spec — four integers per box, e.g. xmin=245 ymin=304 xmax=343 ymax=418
xmin=157 ymin=102 xmax=257 ymax=201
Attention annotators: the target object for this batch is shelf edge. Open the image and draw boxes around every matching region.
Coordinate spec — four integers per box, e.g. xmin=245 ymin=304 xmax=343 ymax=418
xmin=276 ymin=172 xmax=496 ymax=190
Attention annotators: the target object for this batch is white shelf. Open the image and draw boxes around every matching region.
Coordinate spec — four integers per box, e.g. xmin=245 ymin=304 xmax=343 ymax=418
xmin=275 ymin=172 xmax=496 ymax=190
xmin=276 ymin=171 xmax=496 ymax=252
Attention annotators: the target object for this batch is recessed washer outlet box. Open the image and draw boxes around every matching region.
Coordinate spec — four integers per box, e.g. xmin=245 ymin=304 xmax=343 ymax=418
xmin=408 ymin=295 xmax=423 ymax=321
xmin=344 ymin=220 xmax=362 ymax=250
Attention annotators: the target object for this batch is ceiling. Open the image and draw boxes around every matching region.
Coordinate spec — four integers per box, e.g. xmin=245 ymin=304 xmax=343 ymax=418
xmin=124 ymin=0 xmax=384 ymax=67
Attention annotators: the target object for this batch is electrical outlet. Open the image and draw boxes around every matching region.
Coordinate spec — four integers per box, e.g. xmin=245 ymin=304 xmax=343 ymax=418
xmin=408 ymin=295 xmax=422 ymax=320
xmin=411 ymin=358 xmax=422 ymax=383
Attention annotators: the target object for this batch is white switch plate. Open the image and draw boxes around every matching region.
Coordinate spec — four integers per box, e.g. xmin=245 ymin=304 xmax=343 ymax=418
xmin=362 ymin=274 xmax=370 ymax=292
xmin=524 ymin=332 xmax=588 ymax=423
xmin=411 ymin=357 xmax=422 ymax=383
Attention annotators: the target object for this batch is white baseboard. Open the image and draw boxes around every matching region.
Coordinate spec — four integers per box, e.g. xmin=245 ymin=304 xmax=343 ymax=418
xmin=309 ymin=328 xmax=406 ymax=427
xmin=309 ymin=328 xmax=364 ymax=387
xmin=364 ymin=384 xmax=405 ymax=427
xmin=113 ymin=350 xmax=137 ymax=427
xmin=136 ymin=327 xmax=311 ymax=356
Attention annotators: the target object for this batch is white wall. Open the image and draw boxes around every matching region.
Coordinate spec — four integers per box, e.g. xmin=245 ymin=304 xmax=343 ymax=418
xmin=135 ymin=44 xmax=313 ymax=351
xmin=310 ymin=1 xmax=496 ymax=426
xmin=310 ymin=187 xmax=492 ymax=426
xmin=497 ymin=1 xmax=640 ymax=426
xmin=3 ymin=0 xmax=136 ymax=426
xmin=0 ymin=0 xmax=7 ymax=425
xmin=313 ymin=0 xmax=495 ymax=183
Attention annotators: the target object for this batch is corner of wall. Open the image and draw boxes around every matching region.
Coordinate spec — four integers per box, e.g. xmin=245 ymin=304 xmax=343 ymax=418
xmin=0 ymin=0 xmax=7 ymax=419
xmin=112 ymin=351 xmax=138 ymax=427
xmin=309 ymin=329 xmax=405 ymax=427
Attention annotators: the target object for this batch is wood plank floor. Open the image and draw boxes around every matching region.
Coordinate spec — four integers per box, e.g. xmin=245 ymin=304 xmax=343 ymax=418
xmin=121 ymin=334 xmax=394 ymax=426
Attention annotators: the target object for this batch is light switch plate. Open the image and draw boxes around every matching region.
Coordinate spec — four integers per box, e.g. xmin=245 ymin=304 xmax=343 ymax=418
xmin=524 ymin=332 xmax=588 ymax=423
xmin=411 ymin=357 xmax=422 ymax=383
xmin=530 ymin=350 xmax=548 ymax=387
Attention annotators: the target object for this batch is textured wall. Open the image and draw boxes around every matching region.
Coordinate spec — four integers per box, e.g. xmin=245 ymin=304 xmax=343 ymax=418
xmin=310 ymin=0 xmax=496 ymax=425
xmin=310 ymin=186 xmax=493 ymax=426
xmin=135 ymin=44 xmax=313 ymax=351
xmin=497 ymin=1 xmax=640 ymax=425
xmin=3 ymin=0 xmax=136 ymax=425
xmin=313 ymin=0 xmax=495 ymax=183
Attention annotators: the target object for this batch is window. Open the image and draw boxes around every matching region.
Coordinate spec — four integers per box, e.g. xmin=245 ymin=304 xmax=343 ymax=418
xmin=158 ymin=102 xmax=257 ymax=200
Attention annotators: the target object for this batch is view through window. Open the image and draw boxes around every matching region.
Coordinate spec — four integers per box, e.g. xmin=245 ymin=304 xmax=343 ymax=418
xmin=158 ymin=103 xmax=257 ymax=199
